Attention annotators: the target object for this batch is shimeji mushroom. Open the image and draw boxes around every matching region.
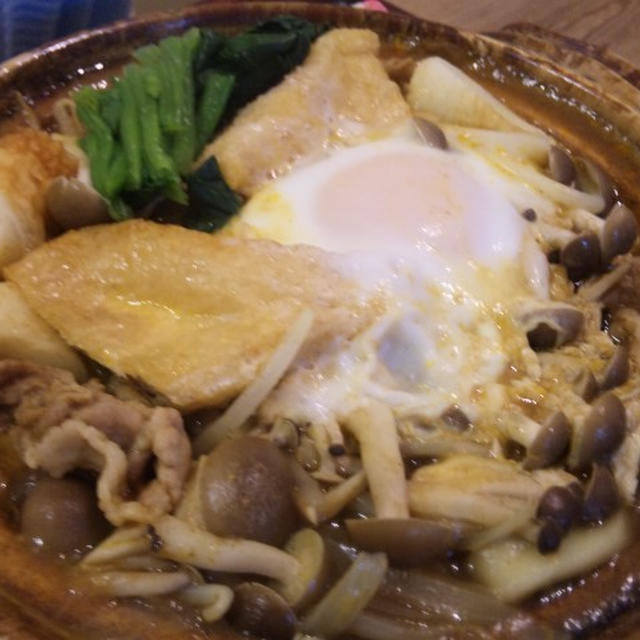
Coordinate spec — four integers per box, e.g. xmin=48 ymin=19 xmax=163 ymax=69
xmin=344 ymin=517 xmax=464 ymax=566
xmin=229 ymin=582 xmax=296 ymax=640
xmin=408 ymin=455 xmax=574 ymax=529
xmin=413 ymin=117 xmax=448 ymax=149
xmin=535 ymin=203 xmax=636 ymax=281
xmin=578 ymin=259 xmax=632 ymax=301
xmin=547 ymin=146 xmax=576 ymax=186
xmin=600 ymin=343 xmax=630 ymax=392
xmin=344 ymin=401 xmax=409 ymax=519
xmin=472 ymin=510 xmax=632 ymax=602
xmin=582 ymin=464 xmax=620 ymax=523
xmin=536 ymin=484 xmax=583 ymax=533
xmin=88 ymin=570 xmax=191 ymax=598
xmin=574 ymin=368 xmax=600 ymax=401
xmin=567 ymin=392 xmax=626 ymax=470
xmin=563 ymin=203 xmax=638 ymax=275
xmin=517 ymin=301 xmax=584 ymax=351
xmin=503 ymin=411 xmax=571 ymax=470
xmin=45 ymin=176 xmax=110 ymax=230
xmin=576 ymin=156 xmax=617 ymax=215
xmin=151 ymin=517 xmax=328 ymax=610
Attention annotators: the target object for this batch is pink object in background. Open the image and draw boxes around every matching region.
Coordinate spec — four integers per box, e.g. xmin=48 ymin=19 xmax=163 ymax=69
xmin=353 ymin=0 xmax=388 ymax=11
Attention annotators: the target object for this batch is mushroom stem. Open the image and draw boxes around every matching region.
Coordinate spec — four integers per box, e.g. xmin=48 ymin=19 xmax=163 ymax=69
xmin=577 ymin=259 xmax=631 ymax=302
xmin=89 ymin=570 xmax=191 ymax=598
xmin=344 ymin=402 xmax=409 ymax=519
xmin=180 ymin=584 xmax=235 ymax=623
xmin=317 ymin=470 xmax=368 ymax=522
xmin=518 ymin=301 xmax=584 ymax=351
xmin=153 ymin=515 xmax=300 ymax=583
xmin=503 ymin=411 xmax=570 ymax=470
xmin=194 ymin=308 xmax=314 ymax=455
xmin=82 ymin=525 xmax=149 ymax=565
xmin=472 ymin=510 xmax=632 ymax=602
xmin=503 ymin=413 xmax=540 ymax=449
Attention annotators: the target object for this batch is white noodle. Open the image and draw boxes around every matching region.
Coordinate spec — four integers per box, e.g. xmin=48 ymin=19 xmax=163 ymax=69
xmin=194 ymin=308 xmax=314 ymax=455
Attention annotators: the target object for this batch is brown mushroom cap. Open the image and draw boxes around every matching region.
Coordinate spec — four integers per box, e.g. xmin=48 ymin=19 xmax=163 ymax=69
xmin=561 ymin=232 xmax=602 ymax=282
xmin=569 ymin=393 xmax=626 ymax=470
xmin=229 ymin=582 xmax=296 ymax=640
xmin=521 ymin=304 xmax=584 ymax=351
xmin=536 ymin=485 xmax=582 ymax=532
xmin=601 ymin=203 xmax=638 ymax=264
xmin=45 ymin=176 xmax=110 ymax=230
xmin=537 ymin=517 xmax=564 ymax=554
xmin=582 ymin=464 xmax=619 ymax=523
xmin=574 ymin=369 xmax=599 ymax=402
xmin=414 ymin=117 xmax=447 ymax=150
xmin=20 ymin=475 xmax=111 ymax=557
xmin=440 ymin=405 xmax=471 ymax=431
xmin=548 ymin=146 xmax=576 ymax=186
xmin=600 ymin=344 xmax=630 ymax=392
xmin=577 ymin=158 xmax=616 ymax=216
xmin=345 ymin=517 xmax=462 ymax=567
xmin=200 ymin=436 xmax=298 ymax=546
xmin=523 ymin=411 xmax=571 ymax=470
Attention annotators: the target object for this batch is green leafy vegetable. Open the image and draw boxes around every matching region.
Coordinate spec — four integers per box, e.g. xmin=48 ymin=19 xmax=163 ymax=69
xmin=74 ymin=16 xmax=325 ymax=231
xmin=196 ymin=71 xmax=235 ymax=152
xmin=217 ymin=16 xmax=322 ymax=112
xmin=184 ymin=157 xmax=244 ymax=232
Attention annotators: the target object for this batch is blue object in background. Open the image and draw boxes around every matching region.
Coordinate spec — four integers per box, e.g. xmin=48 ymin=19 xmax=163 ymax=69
xmin=0 ymin=0 xmax=131 ymax=61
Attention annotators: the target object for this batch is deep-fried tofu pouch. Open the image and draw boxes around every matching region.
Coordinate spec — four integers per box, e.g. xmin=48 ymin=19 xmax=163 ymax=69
xmin=0 ymin=130 xmax=78 ymax=267
xmin=6 ymin=220 xmax=379 ymax=411
xmin=200 ymin=28 xmax=411 ymax=196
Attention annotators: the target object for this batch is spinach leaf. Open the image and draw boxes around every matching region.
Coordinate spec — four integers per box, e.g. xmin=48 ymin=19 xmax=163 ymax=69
xmin=75 ymin=16 xmax=324 ymax=231
xmin=184 ymin=157 xmax=244 ymax=232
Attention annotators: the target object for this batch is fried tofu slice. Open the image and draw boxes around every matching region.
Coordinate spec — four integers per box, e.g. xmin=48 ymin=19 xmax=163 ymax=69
xmin=0 ymin=282 xmax=87 ymax=380
xmin=199 ymin=28 xmax=411 ymax=196
xmin=0 ymin=130 xmax=78 ymax=267
xmin=6 ymin=220 xmax=379 ymax=411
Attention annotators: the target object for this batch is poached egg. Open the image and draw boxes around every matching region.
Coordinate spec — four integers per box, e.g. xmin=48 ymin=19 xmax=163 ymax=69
xmin=224 ymin=132 xmax=549 ymax=426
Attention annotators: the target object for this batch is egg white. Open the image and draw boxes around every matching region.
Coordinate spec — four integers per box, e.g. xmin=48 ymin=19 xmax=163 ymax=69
xmin=225 ymin=130 xmax=550 ymax=427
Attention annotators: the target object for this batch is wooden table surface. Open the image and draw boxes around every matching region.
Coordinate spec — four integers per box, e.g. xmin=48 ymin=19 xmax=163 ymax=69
xmin=136 ymin=0 xmax=640 ymax=67
xmin=387 ymin=0 xmax=640 ymax=66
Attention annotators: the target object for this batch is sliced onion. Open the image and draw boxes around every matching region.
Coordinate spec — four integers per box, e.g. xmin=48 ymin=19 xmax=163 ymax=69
xmin=350 ymin=611 xmax=490 ymax=640
xmin=300 ymin=552 xmax=387 ymax=638
xmin=377 ymin=569 xmax=518 ymax=626
xmin=361 ymin=569 xmax=564 ymax=639
xmin=194 ymin=309 xmax=314 ymax=455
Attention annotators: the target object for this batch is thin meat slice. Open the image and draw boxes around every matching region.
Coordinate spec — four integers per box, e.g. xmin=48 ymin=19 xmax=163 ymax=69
xmin=0 ymin=359 xmax=191 ymax=525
